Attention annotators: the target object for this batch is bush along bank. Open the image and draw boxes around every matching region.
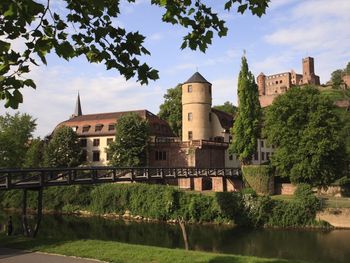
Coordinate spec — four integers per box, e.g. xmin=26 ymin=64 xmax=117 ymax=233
xmin=0 ymin=183 xmax=328 ymax=228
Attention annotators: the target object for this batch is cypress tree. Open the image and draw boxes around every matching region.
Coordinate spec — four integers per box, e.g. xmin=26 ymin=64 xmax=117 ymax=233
xmin=230 ymin=55 xmax=261 ymax=164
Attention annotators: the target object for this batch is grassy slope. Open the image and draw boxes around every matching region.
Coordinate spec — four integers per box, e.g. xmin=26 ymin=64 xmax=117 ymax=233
xmin=0 ymin=234 xmax=310 ymax=263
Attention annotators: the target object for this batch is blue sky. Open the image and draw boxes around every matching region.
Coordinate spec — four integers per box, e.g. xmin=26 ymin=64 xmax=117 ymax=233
xmin=1 ymin=0 xmax=349 ymax=137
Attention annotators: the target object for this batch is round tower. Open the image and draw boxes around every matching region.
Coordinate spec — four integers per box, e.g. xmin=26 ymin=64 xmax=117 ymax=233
xmin=182 ymin=72 xmax=212 ymax=141
xmin=257 ymin=73 xmax=266 ymax=96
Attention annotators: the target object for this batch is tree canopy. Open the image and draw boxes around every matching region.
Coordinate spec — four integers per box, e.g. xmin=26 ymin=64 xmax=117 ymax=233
xmin=0 ymin=112 xmax=36 ymax=168
xmin=330 ymin=61 xmax=350 ymax=88
xmin=230 ymin=56 xmax=261 ymax=164
xmin=213 ymin=101 xmax=237 ymax=115
xmin=0 ymin=0 xmax=269 ymax=109
xmin=264 ymin=86 xmax=347 ymax=187
xmin=158 ymin=84 xmax=182 ymax=137
xmin=24 ymin=138 xmax=45 ymax=168
xmin=107 ymin=113 xmax=149 ymax=167
xmin=44 ymin=125 xmax=82 ymax=167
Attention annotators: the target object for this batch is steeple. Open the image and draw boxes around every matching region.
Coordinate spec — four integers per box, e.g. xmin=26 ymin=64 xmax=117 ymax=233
xmin=73 ymin=92 xmax=82 ymax=117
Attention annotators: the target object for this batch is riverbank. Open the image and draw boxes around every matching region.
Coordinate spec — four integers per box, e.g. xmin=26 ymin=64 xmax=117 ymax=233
xmin=0 ymin=234 xmax=311 ymax=263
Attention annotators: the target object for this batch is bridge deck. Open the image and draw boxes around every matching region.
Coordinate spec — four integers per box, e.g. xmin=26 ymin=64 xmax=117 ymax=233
xmin=0 ymin=167 xmax=241 ymax=190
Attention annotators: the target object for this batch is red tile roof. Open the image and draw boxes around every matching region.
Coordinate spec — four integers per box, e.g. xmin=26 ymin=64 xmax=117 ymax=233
xmin=56 ymin=110 xmax=175 ymax=138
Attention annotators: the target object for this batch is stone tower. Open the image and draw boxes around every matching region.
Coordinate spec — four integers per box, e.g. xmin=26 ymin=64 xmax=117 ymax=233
xmin=302 ymin=57 xmax=320 ymax=85
xmin=182 ymin=72 xmax=212 ymax=141
xmin=257 ymin=73 xmax=266 ymax=95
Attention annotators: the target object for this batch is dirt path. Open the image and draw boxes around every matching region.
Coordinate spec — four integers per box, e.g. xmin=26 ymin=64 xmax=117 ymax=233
xmin=0 ymin=248 xmax=104 ymax=263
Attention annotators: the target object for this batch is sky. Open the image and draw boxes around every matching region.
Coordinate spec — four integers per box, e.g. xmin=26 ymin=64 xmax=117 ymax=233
xmin=1 ymin=0 xmax=350 ymax=137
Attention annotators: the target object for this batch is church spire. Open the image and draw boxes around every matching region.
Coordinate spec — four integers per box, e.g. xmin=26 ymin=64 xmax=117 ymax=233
xmin=74 ymin=92 xmax=82 ymax=117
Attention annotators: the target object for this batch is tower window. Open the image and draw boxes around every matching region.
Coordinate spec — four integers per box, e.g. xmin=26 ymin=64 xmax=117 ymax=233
xmin=188 ymin=131 xmax=193 ymax=140
xmin=188 ymin=112 xmax=193 ymax=121
xmin=93 ymin=151 xmax=100 ymax=162
xmin=188 ymin=85 xmax=192 ymax=93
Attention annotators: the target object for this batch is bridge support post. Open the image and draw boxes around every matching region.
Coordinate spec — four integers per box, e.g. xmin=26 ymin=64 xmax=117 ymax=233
xmin=21 ymin=187 xmax=43 ymax=238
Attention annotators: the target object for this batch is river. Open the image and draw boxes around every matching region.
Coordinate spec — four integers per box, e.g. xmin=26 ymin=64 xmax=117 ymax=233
xmin=1 ymin=211 xmax=349 ymax=263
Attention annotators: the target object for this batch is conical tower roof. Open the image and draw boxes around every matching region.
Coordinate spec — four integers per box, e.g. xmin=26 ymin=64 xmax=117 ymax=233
xmin=184 ymin=72 xmax=211 ymax=84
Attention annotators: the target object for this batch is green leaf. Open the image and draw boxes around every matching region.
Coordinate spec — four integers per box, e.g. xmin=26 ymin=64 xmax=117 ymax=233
xmin=24 ymin=79 xmax=36 ymax=89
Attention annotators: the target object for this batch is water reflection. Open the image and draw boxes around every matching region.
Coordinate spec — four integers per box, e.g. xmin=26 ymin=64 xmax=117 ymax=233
xmin=1 ymin=211 xmax=350 ymax=263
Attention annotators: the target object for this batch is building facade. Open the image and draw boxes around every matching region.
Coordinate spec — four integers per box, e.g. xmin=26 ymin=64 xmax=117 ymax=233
xmin=258 ymin=57 xmax=320 ymax=107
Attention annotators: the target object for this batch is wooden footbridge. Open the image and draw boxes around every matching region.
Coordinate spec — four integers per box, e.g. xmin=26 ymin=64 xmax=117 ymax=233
xmin=0 ymin=167 xmax=241 ymax=237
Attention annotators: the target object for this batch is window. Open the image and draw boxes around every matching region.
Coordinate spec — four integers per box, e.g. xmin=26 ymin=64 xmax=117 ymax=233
xmin=107 ymin=138 xmax=113 ymax=145
xmin=95 ymin=124 xmax=103 ymax=132
xmin=209 ymin=112 xmax=212 ymax=122
xmin=155 ymin=151 xmax=167 ymax=161
xmin=188 ymin=131 xmax=193 ymax=140
xmin=93 ymin=139 xmax=100 ymax=147
xmin=80 ymin=139 xmax=87 ymax=147
xmin=188 ymin=85 xmax=192 ymax=93
xmin=261 ymin=152 xmax=265 ymax=161
xmin=93 ymin=151 xmax=100 ymax=162
xmin=106 ymin=152 xmax=111 ymax=161
xmin=260 ymin=140 xmax=264 ymax=148
xmin=81 ymin=150 xmax=87 ymax=162
xmin=275 ymin=80 xmax=278 ymax=84
xmin=188 ymin=112 xmax=193 ymax=121
xmin=254 ymin=152 xmax=259 ymax=161
xmin=108 ymin=124 xmax=115 ymax=131
xmin=266 ymin=152 xmax=270 ymax=161
xmin=229 ymin=155 xmax=233 ymax=161
xmin=82 ymin=126 xmax=90 ymax=133
xmin=280 ymin=80 xmax=282 ymax=83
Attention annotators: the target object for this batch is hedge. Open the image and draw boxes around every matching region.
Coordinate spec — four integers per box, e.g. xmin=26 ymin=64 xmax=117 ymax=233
xmin=242 ymin=165 xmax=274 ymax=195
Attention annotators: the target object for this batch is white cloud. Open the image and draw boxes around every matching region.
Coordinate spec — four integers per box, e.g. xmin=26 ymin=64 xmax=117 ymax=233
xmin=211 ymin=77 xmax=238 ymax=106
xmin=0 ymin=65 xmax=164 ymax=137
xmin=148 ymin=33 xmax=163 ymax=41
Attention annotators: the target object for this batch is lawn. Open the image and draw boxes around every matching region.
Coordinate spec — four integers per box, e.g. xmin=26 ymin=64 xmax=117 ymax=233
xmin=272 ymin=195 xmax=350 ymax=208
xmin=0 ymin=234 xmax=311 ymax=263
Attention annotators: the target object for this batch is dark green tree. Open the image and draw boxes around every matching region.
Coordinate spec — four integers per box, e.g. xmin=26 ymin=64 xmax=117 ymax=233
xmin=44 ymin=126 xmax=81 ymax=167
xmin=0 ymin=112 xmax=36 ymax=168
xmin=213 ymin=101 xmax=237 ymax=115
xmin=331 ymin=69 xmax=344 ymax=88
xmin=158 ymin=84 xmax=182 ymax=137
xmin=24 ymin=138 xmax=45 ymax=168
xmin=264 ymin=86 xmax=347 ymax=187
xmin=107 ymin=113 xmax=149 ymax=167
xmin=230 ymin=56 xmax=261 ymax=164
xmin=0 ymin=0 xmax=269 ymax=109
xmin=345 ymin=62 xmax=350 ymax=75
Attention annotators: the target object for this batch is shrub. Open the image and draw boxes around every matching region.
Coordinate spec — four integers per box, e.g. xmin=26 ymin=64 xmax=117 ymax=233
xmin=242 ymin=165 xmax=273 ymax=194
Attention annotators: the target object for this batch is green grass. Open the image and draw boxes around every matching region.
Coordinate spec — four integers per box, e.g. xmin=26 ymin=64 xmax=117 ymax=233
xmin=272 ymin=195 xmax=350 ymax=208
xmin=0 ymin=234 xmax=310 ymax=263
xmin=319 ymin=88 xmax=350 ymax=102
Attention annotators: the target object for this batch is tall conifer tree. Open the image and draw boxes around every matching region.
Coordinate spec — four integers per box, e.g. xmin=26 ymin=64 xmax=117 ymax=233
xmin=230 ymin=55 xmax=261 ymax=164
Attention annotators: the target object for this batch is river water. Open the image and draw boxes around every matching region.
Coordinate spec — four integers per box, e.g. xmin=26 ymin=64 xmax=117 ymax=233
xmin=1 ymin=211 xmax=349 ymax=263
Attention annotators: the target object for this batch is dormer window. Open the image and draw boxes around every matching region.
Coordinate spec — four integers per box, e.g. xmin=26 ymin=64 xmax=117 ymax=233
xmin=72 ymin=126 xmax=78 ymax=132
xmin=108 ymin=124 xmax=115 ymax=131
xmin=82 ymin=125 xmax=90 ymax=133
xmin=95 ymin=124 xmax=103 ymax=132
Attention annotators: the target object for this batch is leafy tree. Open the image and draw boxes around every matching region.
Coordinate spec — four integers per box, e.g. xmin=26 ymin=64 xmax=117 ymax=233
xmin=331 ymin=69 xmax=344 ymax=88
xmin=0 ymin=0 xmax=269 ymax=109
xmin=0 ymin=112 xmax=36 ymax=168
xmin=345 ymin=62 xmax=350 ymax=75
xmin=44 ymin=126 xmax=81 ymax=167
xmin=107 ymin=113 xmax=149 ymax=167
xmin=24 ymin=138 xmax=45 ymax=168
xmin=213 ymin=101 xmax=237 ymax=115
xmin=230 ymin=56 xmax=261 ymax=164
xmin=158 ymin=84 xmax=182 ymax=137
xmin=264 ymin=86 xmax=347 ymax=187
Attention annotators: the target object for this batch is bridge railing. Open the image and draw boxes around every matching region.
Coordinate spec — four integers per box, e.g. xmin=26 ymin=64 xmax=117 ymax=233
xmin=0 ymin=167 xmax=241 ymax=190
